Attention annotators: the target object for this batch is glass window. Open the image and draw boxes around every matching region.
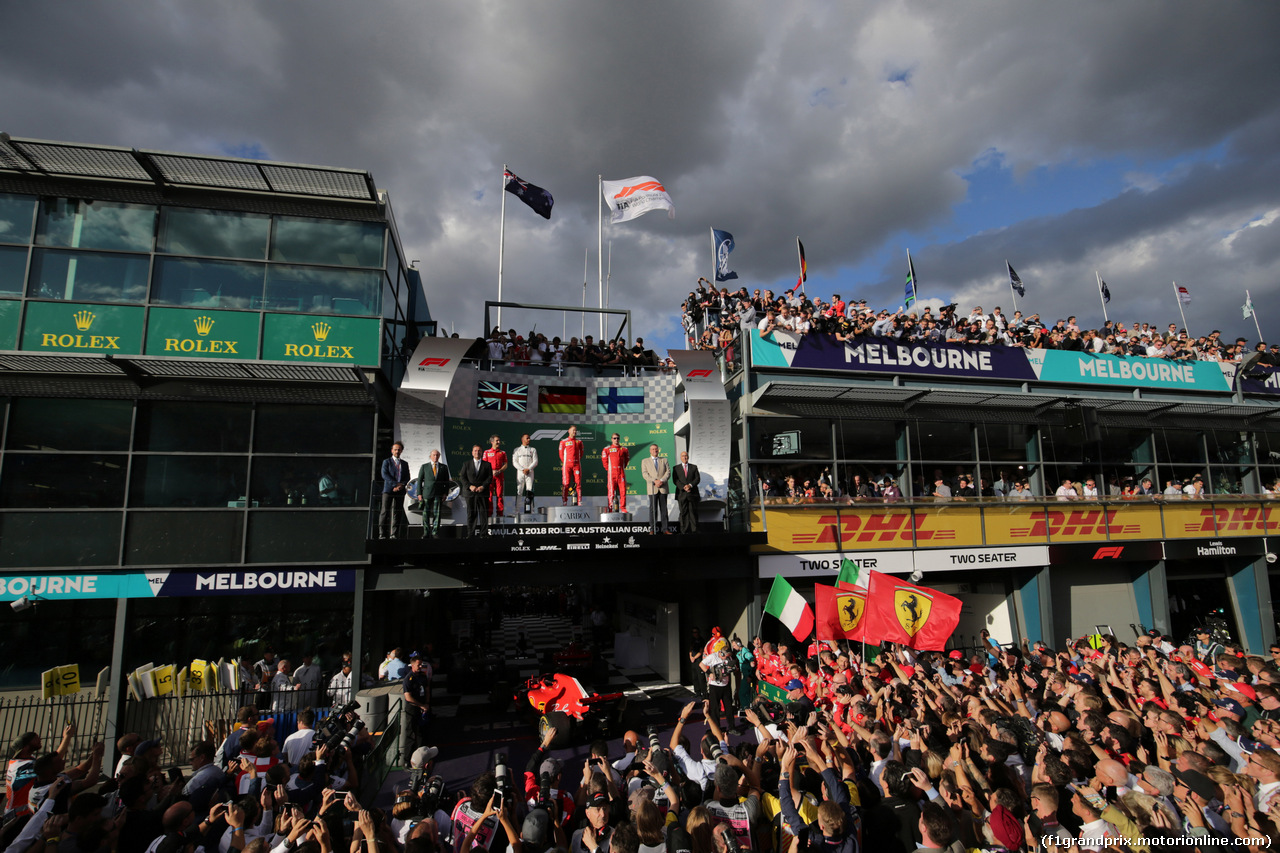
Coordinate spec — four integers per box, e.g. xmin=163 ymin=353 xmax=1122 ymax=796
xmin=134 ymin=401 xmax=250 ymax=452
xmin=1156 ymin=429 xmax=1207 ymax=466
xmin=749 ymin=417 xmax=832 ymax=460
xmin=836 ymin=419 xmax=902 ymax=461
xmin=0 ymin=598 xmax=115 ymax=687
xmin=0 ymin=454 xmax=127 ymax=508
xmin=246 ymin=510 xmax=367 ymax=563
xmin=254 ymin=405 xmax=373 ymax=454
xmin=0 ymin=194 xmax=36 ymax=245
xmin=249 ymin=456 xmax=372 ymax=507
xmin=0 ymin=246 xmax=27 ymax=294
xmin=6 ymin=398 xmax=133 ymax=450
xmin=35 ymin=199 xmax=155 ymax=253
xmin=158 ymin=208 xmax=270 ymax=259
xmin=912 ymin=421 xmax=975 ymax=461
xmin=1096 ymin=427 xmax=1153 ymax=465
xmin=128 ymin=456 xmax=249 ymax=507
xmin=271 ymin=217 xmax=384 ymax=268
xmin=263 ymin=265 xmax=380 ymax=315
xmin=149 ymin=257 xmax=264 ymax=309
xmin=124 ymin=511 xmax=244 ymax=565
xmin=1039 ymin=423 xmax=1084 ymax=465
xmin=979 ymin=424 xmax=1036 ymax=462
xmin=1208 ymin=431 xmax=1253 ymax=466
xmin=27 ymin=248 xmax=149 ymax=303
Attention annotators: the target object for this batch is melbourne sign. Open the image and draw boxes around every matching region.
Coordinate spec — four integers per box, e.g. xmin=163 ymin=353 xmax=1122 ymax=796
xmin=750 ymin=333 xmax=1236 ymax=392
xmin=0 ymin=569 xmax=356 ymax=601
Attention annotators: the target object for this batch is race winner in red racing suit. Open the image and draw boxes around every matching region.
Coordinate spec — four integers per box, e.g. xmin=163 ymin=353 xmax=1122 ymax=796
xmin=601 ymin=432 xmax=630 ymax=512
xmin=559 ymin=425 xmax=584 ymax=505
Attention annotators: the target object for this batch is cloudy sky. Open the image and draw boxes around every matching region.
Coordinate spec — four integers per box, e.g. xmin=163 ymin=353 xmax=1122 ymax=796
xmin=5 ymin=2 xmax=1280 ymax=352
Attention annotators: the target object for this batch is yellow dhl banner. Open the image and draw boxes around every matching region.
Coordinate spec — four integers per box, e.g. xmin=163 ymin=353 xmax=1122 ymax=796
xmin=982 ymin=504 xmax=1165 ymax=544
xmin=1164 ymin=503 xmax=1274 ymax=539
xmin=753 ymin=506 xmax=983 ymax=551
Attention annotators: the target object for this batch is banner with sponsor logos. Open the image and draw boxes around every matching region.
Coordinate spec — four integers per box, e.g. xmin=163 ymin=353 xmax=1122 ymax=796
xmin=759 ymin=547 xmax=1048 ymax=578
xmin=442 ymin=417 xmax=675 ymax=499
xmin=0 ymin=569 xmax=355 ymax=601
xmin=752 ymin=506 xmax=984 ymax=552
xmin=144 ymin=307 xmax=261 ymax=359
xmin=1240 ymin=365 xmax=1280 ymax=396
xmin=21 ymin=301 xmax=145 ymax=354
xmin=261 ymin=313 xmax=380 ymax=364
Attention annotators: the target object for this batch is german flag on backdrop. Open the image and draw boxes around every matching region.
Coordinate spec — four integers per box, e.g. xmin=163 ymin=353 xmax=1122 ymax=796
xmin=538 ymin=386 xmax=586 ymax=414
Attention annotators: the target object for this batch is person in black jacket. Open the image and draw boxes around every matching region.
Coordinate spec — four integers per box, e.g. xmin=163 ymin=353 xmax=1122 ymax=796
xmin=862 ymin=761 xmax=921 ymax=853
xmin=777 ymin=742 xmax=862 ymax=853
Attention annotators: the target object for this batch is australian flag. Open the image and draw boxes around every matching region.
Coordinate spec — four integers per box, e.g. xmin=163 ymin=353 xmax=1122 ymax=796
xmin=503 ymin=170 xmax=553 ymax=219
xmin=477 ymin=381 xmax=528 ymax=411
xmin=1007 ymin=262 xmax=1025 ymax=297
xmin=712 ymin=228 xmax=738 ymax=282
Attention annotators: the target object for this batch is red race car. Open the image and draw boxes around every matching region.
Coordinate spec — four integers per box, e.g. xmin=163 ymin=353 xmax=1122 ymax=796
xmin=515 ymin=672 xmax=628 ymax=748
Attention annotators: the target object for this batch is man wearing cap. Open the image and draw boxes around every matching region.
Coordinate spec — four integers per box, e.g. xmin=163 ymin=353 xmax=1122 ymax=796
xmin=1173 ymin=767 xmax=1228 ymax=834
xmin=402 ymin=653 xmax=432 ymax=766
xmin=1194 ymin=628 xmax=1225 ymax=665
xmin=570 ymin=790 xmax=615 ymax=853
xmin=328 ymin=656 xmax=354 ymax=706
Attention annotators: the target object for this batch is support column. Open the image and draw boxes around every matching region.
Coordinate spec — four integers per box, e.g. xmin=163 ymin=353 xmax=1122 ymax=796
xmin=1227 ymin=557 xmax=1274 ymax=654
xmin=351 ymin=569 xmax=365 ymax=690
xmin=1015 ymin=566 xmax=1053 ymax=646
xmin=102 ymin=597 xmax=130 ymax=773
xmin=1131 ymin=560 xmax=1171 ymax=637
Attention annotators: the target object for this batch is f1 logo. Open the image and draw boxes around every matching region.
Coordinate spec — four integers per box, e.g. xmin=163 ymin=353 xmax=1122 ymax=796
xmin=1092 ymin=546 xmax=1125 ymax=560
xmin=687 ymin=369 xmax=713 ymax=378
xmin=418 ymin=357 xmax=450 ymax=367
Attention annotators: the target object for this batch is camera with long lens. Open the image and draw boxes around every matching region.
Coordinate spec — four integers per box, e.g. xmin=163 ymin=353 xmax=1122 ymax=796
xmin=494 ymin=752 xmax=511 ymax=807
xmin=701 ymin=734 xmax=724 ymax=764
xmin=536 ymin=771 xmax=554 ymax=811
xmin=419 ymin=775 xmax=446 ymax=816
xmin=646 ymin=725 xmax=662 ymax=752
xmin=316 ymin=701 xmax=361 ymax=741
xmin=324 ymin=718 xmax=366 ymax=759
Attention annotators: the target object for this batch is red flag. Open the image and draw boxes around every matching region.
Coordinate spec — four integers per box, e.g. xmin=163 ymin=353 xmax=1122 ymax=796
xmin=864 ymin=573 xmax=962 ymax=651
xmin=814 ymin=582 xmax=868 ymax=643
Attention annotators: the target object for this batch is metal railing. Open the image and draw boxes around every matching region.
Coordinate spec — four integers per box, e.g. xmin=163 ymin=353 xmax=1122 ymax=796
xmin=358 ymin=703 xmax=401 ymax=802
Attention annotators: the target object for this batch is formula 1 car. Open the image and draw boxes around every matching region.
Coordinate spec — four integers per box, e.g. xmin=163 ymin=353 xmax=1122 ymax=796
xmin=515 ymin=672 xmax=628 ymax=748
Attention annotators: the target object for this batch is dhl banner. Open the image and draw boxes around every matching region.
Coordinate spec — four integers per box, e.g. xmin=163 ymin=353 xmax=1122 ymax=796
xmin=754 ymin=506 xmax=983 ymax=552
xmin=753 ymin=501 xmax=1278 ymax=553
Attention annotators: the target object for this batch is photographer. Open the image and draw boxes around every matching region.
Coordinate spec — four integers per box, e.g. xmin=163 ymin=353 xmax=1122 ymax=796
xmin=776 ymin=743 xmax=860 ymax=853
xmin=569 ymin=791 xmax=615 ymax=853
xmin=702 ymin=761 xmax=760 ymax=851
xmin=449 ymin=774 xmax=499 ymax=853
xmin=670 ymin=702 xmax=728 ymax=789
xmin=524 ymin=728 xmax=575 ymax=828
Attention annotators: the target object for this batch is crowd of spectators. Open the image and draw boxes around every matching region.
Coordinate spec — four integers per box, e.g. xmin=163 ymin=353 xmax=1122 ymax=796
xmin=751 ymin=465 xmax=1280 ymax=504
xmin=16 ymin=617 xmax=1280 ymax=853
xmin=473 ymin=330 xmax=673 ymax=375
xmin=681 ymin=280 xmax=1273 ymax=366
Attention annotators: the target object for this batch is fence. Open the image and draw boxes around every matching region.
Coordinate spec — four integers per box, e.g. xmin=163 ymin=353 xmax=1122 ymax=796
xmin=0 ymin=688 xmax=338 ymax=769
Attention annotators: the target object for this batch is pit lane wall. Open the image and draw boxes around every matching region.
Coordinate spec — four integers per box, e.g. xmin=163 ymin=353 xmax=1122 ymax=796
xmin=751 ymin=332 xmax=1250 ymax=393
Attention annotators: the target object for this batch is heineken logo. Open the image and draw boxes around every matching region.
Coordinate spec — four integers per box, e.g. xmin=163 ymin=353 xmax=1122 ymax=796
xmin=163 ymin=315 xmax=239 ymax=354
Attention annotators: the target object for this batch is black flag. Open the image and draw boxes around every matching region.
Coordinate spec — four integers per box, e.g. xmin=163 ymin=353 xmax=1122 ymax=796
xmin=1100 ymin=280 xmax=1111 ymax=304
xmin=1007 ymin=262 xmax=1025 ymax=297
xmin=503 ymin=170 xmax=553 ymax=220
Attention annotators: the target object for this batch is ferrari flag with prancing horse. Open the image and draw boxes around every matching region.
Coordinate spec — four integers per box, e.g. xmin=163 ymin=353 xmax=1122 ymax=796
xmin=863 ymin=572 xmax=962 ymax=650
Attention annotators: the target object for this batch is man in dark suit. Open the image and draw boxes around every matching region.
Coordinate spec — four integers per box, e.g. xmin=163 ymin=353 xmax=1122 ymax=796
xmin=672 ymin=450 xmax=700 ymax=534
xmin=456 ymin=444 xmax=494 ymax=538
xmin=416 ymin=449 xmax=450 ymax=538
xmin=380 ymin=441 xmax=410 ymax=539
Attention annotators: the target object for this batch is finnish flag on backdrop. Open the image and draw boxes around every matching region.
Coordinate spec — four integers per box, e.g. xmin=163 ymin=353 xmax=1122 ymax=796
xmin=712 ymin=228 xmax=738 ymax=282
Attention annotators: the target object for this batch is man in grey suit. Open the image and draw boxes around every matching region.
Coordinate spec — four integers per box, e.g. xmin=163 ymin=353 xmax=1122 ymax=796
xmin=456 ymin=444 xmax=494 ymax=538
xmin=640 ymin=444 xmax=671 ymax=534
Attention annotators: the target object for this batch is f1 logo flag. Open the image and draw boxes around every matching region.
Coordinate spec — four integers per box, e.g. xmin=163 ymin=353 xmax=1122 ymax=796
xmin=601 ymin=176 xmax=675 ymax=224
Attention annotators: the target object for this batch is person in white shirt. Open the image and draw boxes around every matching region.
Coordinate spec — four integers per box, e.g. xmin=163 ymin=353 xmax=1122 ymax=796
xmin=512 ymin=435 xmax=539 ymax=515
xmin=775 ymin=305 xmax=798 ymax=331
xmin=293 ymin=655 xmax=322 ymax=708
xmin=1081 ymin=479 xmax=1099 ymax=498
xmin=270 ymin=661 xmax=296 ymax=714
xmin=1055 ymin=479 xmax=1078 ymax=500
xmin=328 ymin=657 xmax=354 ymax=706
xmin=282 ymin=709 xmax=316 ymax=768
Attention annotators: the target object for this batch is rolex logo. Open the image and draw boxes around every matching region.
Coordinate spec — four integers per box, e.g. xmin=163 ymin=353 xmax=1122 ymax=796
xmin=73 ymin=310 xmax=96 ymax=331
xmin=311 ymin=322 xmax=331 ymax=342
xmin=193 ymin=316 xmax=215 ymax=336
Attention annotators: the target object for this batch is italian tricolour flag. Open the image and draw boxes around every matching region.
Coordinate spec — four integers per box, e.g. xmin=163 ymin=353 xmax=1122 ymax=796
xmin=764 ymin=576 xmax=814 ymax=641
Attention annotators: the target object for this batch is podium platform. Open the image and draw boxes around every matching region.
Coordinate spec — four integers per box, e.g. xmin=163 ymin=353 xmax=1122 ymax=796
xmin=546 ymin=505 xmax=596 ymax=523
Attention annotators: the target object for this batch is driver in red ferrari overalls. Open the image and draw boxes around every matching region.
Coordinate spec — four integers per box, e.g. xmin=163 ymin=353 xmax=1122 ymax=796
xmin=559 ymin=425 xmax=584 ymax=505
xmin=482 ymin=434 xmax=508 ymax=519
xmin=601 ymin=432 xmax=630 ymax=512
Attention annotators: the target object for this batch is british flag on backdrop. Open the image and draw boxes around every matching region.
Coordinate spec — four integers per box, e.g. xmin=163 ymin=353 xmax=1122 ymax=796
xmin=476 ymin=381 xmax=528 ymax=411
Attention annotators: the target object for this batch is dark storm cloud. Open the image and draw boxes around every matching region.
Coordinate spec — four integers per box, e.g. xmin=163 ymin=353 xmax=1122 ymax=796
xmin=2 ymin=1 xmax=1279 ymax=346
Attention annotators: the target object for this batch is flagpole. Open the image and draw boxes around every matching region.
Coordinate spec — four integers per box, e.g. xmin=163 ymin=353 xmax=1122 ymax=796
xmin=710 ymin=226 xmax=718 ymax=292
xmin=907 ymin=249 xmax=917 ymax=306
xmin=498 ymin=165 xmax=507 ymax=330
xmin=1173 ymin=281 xmax=1190 ymax=337
xmin=606 ymin=240 xmax=612 ymax=314
xmin=1095 ymin=270 xmax=1108 ymax=323
xmin=581 ymin=249 xmax=588 ymax=341
xmin=1249 ymin=289 xmax=1264 ymax=342
xmin=1006 ymin=260 xmax=1019 ymax=314
xmin=598 ymin=175 xmax=604 ymax=341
